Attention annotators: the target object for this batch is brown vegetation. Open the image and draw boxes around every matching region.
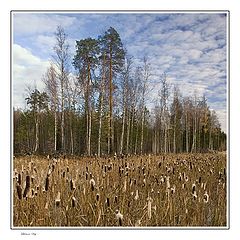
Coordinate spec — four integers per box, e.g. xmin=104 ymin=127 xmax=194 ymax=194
xmin=13 ymin=153 xmax=226 ymax=227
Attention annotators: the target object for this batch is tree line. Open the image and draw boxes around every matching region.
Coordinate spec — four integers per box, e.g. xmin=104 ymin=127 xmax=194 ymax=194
xmin=13 ymin=26 xmax=226 ymax=156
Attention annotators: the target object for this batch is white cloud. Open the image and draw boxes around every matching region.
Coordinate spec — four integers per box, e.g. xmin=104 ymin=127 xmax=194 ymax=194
xmin=13 ymin=44 xmax=50 ymax=108
xmin=13 ymin=13 xmax=77 ymax=36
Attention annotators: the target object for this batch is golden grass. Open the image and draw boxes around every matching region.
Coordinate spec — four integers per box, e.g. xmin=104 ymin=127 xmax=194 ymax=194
xmin=13 ymin=153 xmax=227 ymax=227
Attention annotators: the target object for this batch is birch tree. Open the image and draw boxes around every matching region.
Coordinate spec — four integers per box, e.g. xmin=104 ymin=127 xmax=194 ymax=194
xmin=52 ymin=26 xmax=70 ymax=153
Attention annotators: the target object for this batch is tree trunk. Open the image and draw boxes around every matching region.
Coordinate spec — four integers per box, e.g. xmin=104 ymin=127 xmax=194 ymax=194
xmin=186 ymin=113 xmax=189 ymax=153
xmin=70 ymin=112 xmax=74 ymax=155
xmin=87 ymin=62 xmax=91 ymax=156
xmin=109 ymin=46 xmax=114 ymax=154
xmin=98 ymin=55 xmax=106 ymax=157
xmin=88 ymin=110 xmax=92 ymax=156
xmin=140 ymin=107 xmax=145 ymax=155
xmin=98 ymin=98 xmax=103 ymax=157
xmin=173 ymin=115 xmax=176 ymax=154
xmin=126 ymin=111 xmax=130 ymax=155
xmin=120 ymin=106 xmax=126 ymax=155
xmin=134 ymin=121 xmax=139 ymax=155
xmin=61 ymin=74 xmax=65 ymax=152
xmin=54 ymin=110 xmax=57 ymax=152
xmin=34 ymin=114 xmax=39 ymax=152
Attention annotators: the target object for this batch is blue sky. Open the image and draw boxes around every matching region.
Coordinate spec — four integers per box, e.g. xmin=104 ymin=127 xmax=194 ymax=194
xmin=12 ymin=12 xmax=227 ymax=132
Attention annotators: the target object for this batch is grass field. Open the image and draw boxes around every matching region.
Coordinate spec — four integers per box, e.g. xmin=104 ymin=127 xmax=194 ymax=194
xmin=13 ymin=153 xmax=227 ymax=227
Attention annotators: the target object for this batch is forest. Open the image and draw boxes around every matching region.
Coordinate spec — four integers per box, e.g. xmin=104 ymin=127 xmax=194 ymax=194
xmin=13 ymin=26 xmax=226 ymax=156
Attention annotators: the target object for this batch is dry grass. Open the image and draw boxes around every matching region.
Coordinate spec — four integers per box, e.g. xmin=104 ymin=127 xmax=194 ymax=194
xmin=13 ymin=153 xmax=227 ymax=227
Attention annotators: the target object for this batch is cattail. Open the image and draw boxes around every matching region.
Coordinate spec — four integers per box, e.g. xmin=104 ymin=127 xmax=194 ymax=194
xmin=134 ymin=189 xmax=139 ymax=201
xmin=192 ymin=191 xmax=197 ymax=200
xmin=171 ymin=185 xmax=176 ymax=194
xmin=179 ymin=173 xmax=182 ymax=182
xmin=70 ymin=179 xmax=76 ymax=191
xmin=143 ymin=178 xmax=146 ymax=187
xmin=114 ymin=195 xmax=118 ymax=203
xmin=17 ymin=173 xmax=21 ymax=185
xmin=106 ymin=197 xmax=110 ymax=207
xmin=62 ymin=171 xmax=65 ymax=178
xmin=47 ymin=168 xmax=52 ymax=176
xmin=45 ymin=176 xmax=49 ymax=191
xmin=166 ymin=176 xmax=170 ymax=189
xmin=116 ymin=210 xmax=123 ymax=226
xmin=90 ymin=178 xmax=95 ymax=191
xmin=198 ymin=176 xmax=201 ymax=184
xmin=52 ymin=164 xmax=55 ymax=172
xmin=16 ymin=184 xmax=22 ymax=200
xmin=160 ymin=176 xmax=164 ymax=184
xmin=28 ymin=161 xmax=32 ymax=171
xmin=96 ymin=193 xmax=100 ymax=202
xmin=135 ymin=219 xmax=141 ymax=227
xmin=123 ymin=178 xmax=127 ymax=192
xmin=192 ymin=183 xmax=196 ymax=194
xmin=31 ymin=176 xmax=35 ymax=184
xmin=31 ymin=188 xmax=34 ymax=198
xmin=147 ymin=197 xmax=153 ymax=220
xmin=23 ymin=175 xmax=30 ymax=198
xmin=55 ymin=191 xmax=61 ymax=207
xmin=71 ymin=196 xmax=76 ymax=208
xmin=203 ymin=192 xmax=209 ymax=203
xmin=189 ymin=162 xmax=192 ymax=170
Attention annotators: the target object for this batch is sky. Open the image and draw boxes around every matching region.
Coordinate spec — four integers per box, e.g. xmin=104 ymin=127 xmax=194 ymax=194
xmin=12 ymin=12 xmax=227 ymax=132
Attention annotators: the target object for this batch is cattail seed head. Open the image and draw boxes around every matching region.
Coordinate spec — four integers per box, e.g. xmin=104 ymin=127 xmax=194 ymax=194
xmin=16 ymin=184 xmax=22 ymax=200
xmin=71 ymin=196 xmax=76 ymax=208
xmin=90 ymin=178 xmax=95 ymax=191
xmin=96 ymin=193 xmax=100 ymax=201
xmin=70 ymin=179 xmax=76 ymax=191
xmin=192 ymin=183 xmax=196 ymax=194
xmin=166 ymin=176 xmax=170 ymax=189
xmin=116 ymin=210 xmax=123 ymax=226
xmin=31 ymin=176 xmax=35 ymax=184
xmin=23 ymin=175 xmax=30 ymax=198
xmin=134 ymin=189 xmax=139 ymax=201
xmin=203 ymin=192 xmax=209 ymax=203
xmin=171 ymin=185 xmax=176 ymax=194
xmin=106 ymin=197 xmax=110 ymax=207
xmin=192 ymin=191 xmax=197 ymax=200
xmin=199 ymin=176 xmax=201 ymax=184
xmin=55 ymin=191 xmax=61 ymax=207
xmin=135 ymin=219 xmax=141 ymax=227
xmin=147 ymin=196 xmax=153 ymax=220
xmin=17 ymin=173 xmax=21 ymax=185
xmin=45 ymin=176 xmax=49 ymax=191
